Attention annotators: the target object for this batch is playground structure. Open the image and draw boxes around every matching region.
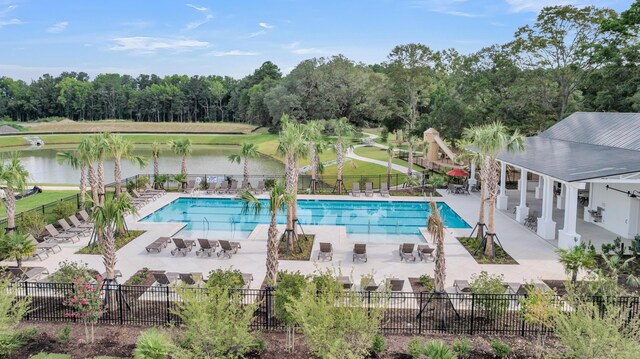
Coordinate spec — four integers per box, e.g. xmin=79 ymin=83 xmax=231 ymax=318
xmin=418 ymin=128 xmax=465 ymax=170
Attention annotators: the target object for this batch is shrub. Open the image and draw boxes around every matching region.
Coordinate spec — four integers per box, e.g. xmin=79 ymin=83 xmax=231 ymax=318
xmin=205 ymin=268 xmax=245 ymax=290
xmin=491 ymin=339 xmax=511 ymax=358
xmin=274 ymin=271 xmax=308 ymax=326
xmin=310 ymin=269 xmax=343 ymax=293
xmin=48 ymin=260 xmax=95 ymax=283
xmin=519 ymin=283 xmax=559 ymax=352
xmin=556 ymin=242 xmax=596 ymax=283
xmin=452 ymin=337 xmax=471 ymax=358
xmin=18 ymin=211 xmax=46 ymax=238
xmin=601 ymin=237 xmax=626 ymax=257
xmin=28 ymin=353 xmax=71 ymax=359
xmin=424 ymin=340 xmax=456 ymax=359
xmin=53 ymin=201 xmax=77 ymax=221
xmin=173 ymin=284 xmax=257 ymax=358
xmin=64 ymin=277 xmax=105 ymax=344
xmin=128 ymin=268 xmax=151 ymax=285
xmin=407 ymin=337 xmax=424 ymax=358
xmin=57 ymin=323 xmax=71 ymax=343
xmin=380 ymin=128 xmax=389 ymax=143
xmin=419 ymin=274 xmax=434 ymax=292
xmin=134 ymin=328 xmax=172 ymax=359
xmin=428 ymin=174 xmax=447 ymax=188
xmin=153 ymin=174 xmax=170 ymax=190
xmin=371 ymin=334 xmax=385 ymax=356
xmin=136 ymin=175 xmax=150 ymax=190
xmin=0 ymin=232 xmax=36 ymax=268
xmin=470 ymin=271 xmax=508 ymax=313
xmin=264 ymin=179 xmax=276 ymax=190
xmin=0 ymin=276 xmax=32 ymax=357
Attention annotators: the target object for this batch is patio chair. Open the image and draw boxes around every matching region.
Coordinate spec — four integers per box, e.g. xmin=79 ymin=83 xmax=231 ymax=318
xmin=380 ymin=182 xmax=390 ymax=197
xmin=9 ymin=267 xmax=49 ymax=282
xmin=399 ymin=243 xmax=416 ymax=262
xmin=78 ymin=210 xmax=92 ymax=223
xmin=226 ymin=180 xmax=239 ymax=195
xmin=317 ymin=242 xmax=333 ymax=261
xmin=217 ymin=239 xmax=241 ymax=259
xmin=133 ymin=189 xmax=159 ymax=200
xmin=524 ymin=211 xmax=538 ymax=230
xmin=179 ymin=273 xmax=203 ymax=286
xmin=363 ymin=278 xmax=378 ymax=291
xmin=184 ymin=180 xmax=196 ymax=194
xmin=68 ymin=215 xmax=93 ymax=230
xmin=446 ymin=183 xmax=456 ymax=194
xmin=240 ymin=180 xmax=250 ymax=191
xmin=217 ymin=181 xmax=230 ymax=194
xmin=44 ymin=224 xmax=79 ymax=243
xmin=453 ymin=280 xmax=471 ymax=293
xmin=387 ymin=278 xmax=405 ymax=293
xmin=153 ymin=272 xmax=179 ymax=286
xmin=145 ymin=183 xmax=166 ymax=194
xmin=338 ymin=276 xmax=353 ymax=290
xmin=353 ymin=243 xmax=367 ymax=262
xmin=206 ymin=182 xmax=220 ymax=195
xmin=365 ymin=182 xmax=374 ymax=197
xmin=145 ymin=237 xmax=171 ymax=253
xmin=196 ymin=238 xmax=218 ymax=257
xmin=417 ymin=244 xmax=435 ymax=262
xmin=242 ymin=273 xmax=253 ymax=289
xmin=254 ymin=180 xmax=265 ymax=195
xmin=170 ymin=238 xmax=196 ymax=256
xmin=504 ymin=282 xmax=521 ymax=295
xmin=128 ymin=191 xmax=151 ymax=204
xmin=28 ymin=234 xmax=61 ymax=255
xmin=352 ymin=182 xmax=361 ymax=197
xmin=57 ymin=219 xmax=89 ymax=235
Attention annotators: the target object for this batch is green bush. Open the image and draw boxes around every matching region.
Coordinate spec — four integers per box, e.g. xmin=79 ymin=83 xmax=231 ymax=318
xmin=205 ymin=268 xmax=245 ymax=290
xmin=19 ymin=211 xmax=46 ymax=238
xmin=0 ymin=277 xmax=32 ymax=357
xmin=424 ymin=340 xmax=456 ymax=359
xmin=371 ymin=334 xmax=385 ymax=355
xmin=134 ymin=328 xmax=172 ymax=359
xmin=419 ymin=274 xmax=434 ymax=292
xmin=57 ymin=323 xmax=71 ymax=344
xmin=173 ymin=285 xmax=257 ymax=359
xmin=491 ymin=339 xmax=511 ymax=358
xmin=128 ymin=268 xmax=151 ymax=285
xmin=264 ymin=179 xmax=276 ymax=190
xmin=452 ymin=337 xmax=471 ymax=359
xmin=53 ymin=201 xmax=77 ymax=221
xmin=47 ymin=260 xmax=95 ymax=283
xmin=470 ymin=271 xmax=508 ymax=313
xmin=407 ymin=337 xmax=424 ymax=358
xmin=274 ymin=270 xmax=308 ymax=326
xmin=136 ymin=175 xmax=150 ymax=190
xmin=29 ymin=353 xmax=71 ymax=359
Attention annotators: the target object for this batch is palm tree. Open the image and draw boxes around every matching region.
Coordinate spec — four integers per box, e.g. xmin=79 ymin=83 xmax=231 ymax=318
xmin=556 ymin=244 xmax=596 ymax=283
xmin=0 ymin=232 xmax=35 ymax=269
xmin=91 ymin=195 xmax=137 ymax=282
xmin=427 ymin=202 xmax=445 ymax=293
xmin=0 ymin=153 xmax=29 ymax=234
xmin=228 ymin=143 xmax=260 ymax=183
xmin=78 ymin=137 xmax=98 ymax=207
xmin=92 ymin=134 xmax=110 ymax=205
xmin=107 ymin=134 xmax=147 ymax=198
xmin=386 ymin=142 xmax=395 ymax=186
xmin=169 ymin=138 xmax=193 ymax=176
xmin=303 ymin=122 xmax=325 ymax=194
xmin=463 ymin=122 xmax=525 ymax=256
xmin=333 ymin=117 xmax=354 ymax=194
xmin=57 ymin=150 xmax=85 ymax=206
xmin=241 ymin=181 xmax=292 ymax=284
xmin=277 ymin=115 xmax=308 ymax=248
xmin=151 ymin=141 xmax=161 ymax=187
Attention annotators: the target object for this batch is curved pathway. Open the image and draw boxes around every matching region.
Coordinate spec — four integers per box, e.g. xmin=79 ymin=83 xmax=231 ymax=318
xmin=347 ymin=132 xmax=413 ymax=174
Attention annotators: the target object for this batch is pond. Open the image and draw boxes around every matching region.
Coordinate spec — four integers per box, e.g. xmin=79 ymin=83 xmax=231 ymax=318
xmin=16 ymin=145 xmax=284 ymax=184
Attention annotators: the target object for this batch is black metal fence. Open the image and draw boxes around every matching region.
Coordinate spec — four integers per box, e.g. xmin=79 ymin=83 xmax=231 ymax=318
xmin=0 ymin=193 xmax=82 ymax=231
xmin=15 ymin=282 xmax=640 ymax=336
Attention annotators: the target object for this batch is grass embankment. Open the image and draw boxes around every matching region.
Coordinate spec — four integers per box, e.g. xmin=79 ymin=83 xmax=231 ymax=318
xmin=0 ymin=190 xmax=78 ymax=219
xmin=353 ymin=146 xmax=423 ymax=172
xmin=23 ymin=120 xmax=258 ymax=133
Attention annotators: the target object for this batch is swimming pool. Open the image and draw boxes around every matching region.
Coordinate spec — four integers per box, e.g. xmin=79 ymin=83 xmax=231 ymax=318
xmin=141 ymin=198 xmax=470 ymax=243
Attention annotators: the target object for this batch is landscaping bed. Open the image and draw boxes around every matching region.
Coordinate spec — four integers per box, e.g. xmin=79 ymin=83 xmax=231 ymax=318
xmin=76 ymin=230 xmax=145 ymax=254
xmin=457 ymin=236 xmax=518 ymax=265
xmin=278 ymin=234 xmax=314 ymax=261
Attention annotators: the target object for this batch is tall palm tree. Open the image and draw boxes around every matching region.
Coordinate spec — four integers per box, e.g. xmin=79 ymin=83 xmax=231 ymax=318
xmin=241 ymin=181 xmax=292 ymax=284
xmin=277 ymin=115 xmax=308 ymax=248
xmin=57 ymin=150 xmax=86 ymax=206
xmin=406 ymin=136 xmax=416 ymax=176
xmin=228 ymin=143 xmax=260 ymax=183
xmin=463 ymin=122 xmax=525 ymax=256
xmin=333 ymin=117 xmax=354 ymax=194
xmin=386 ymin=142 xmax=395 ymax=186
xmin=169 ymin=138 xmax=193 ymax=176
xmin=151 ymin=141 xmax=161 ymax=184
xmin=92 ymin=134 xmax=110 ymax=205
xmin=78 ymin=137 xmax=98 ymax=207
xmin=0 ymin=232 xmax=35 ymax=269
xmin=107 ymin=134 xmax=147 ymax=198
xmin=427 ymin=202 xmax=446 ymax=293
xmin=91 ymin=195 xmax=137 ymax=282
xmin=0 ymin=153 xmax=29 ymax=234
xmin=303 ymin=122 xmax=325 ymax=194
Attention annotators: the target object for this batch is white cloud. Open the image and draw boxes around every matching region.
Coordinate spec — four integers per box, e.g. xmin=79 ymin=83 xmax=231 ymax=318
xmin=0 ymin=4 xmax=17 ymax=16
xmin=259 ymin=22 xmax=273 ymax=29
xmin=410 ymin=0 xmax=482 ymax=17
xmin=292 ymin=47 xmax=322 ymax=55
xmin=185 ymin=3 xmax=208 ymax=12
xmin=46 ymin=21 xmax=69 ymax=33
xmin=248 ymin=29 xmax=266 ymax=38
xmin=505 ymin=0 xmax=583 ymax=13
xmin=110 ymin=37 xmax=209 ymax=53
xmin=209 ymin=50 xmax=259 ymax=57
xmin=0 ymin=18 xmax=21 ymax=28
xmin=184 ymin=14 xmax=213 ymax=31
xmin=285 ymin=41 xmax=300 ymax=49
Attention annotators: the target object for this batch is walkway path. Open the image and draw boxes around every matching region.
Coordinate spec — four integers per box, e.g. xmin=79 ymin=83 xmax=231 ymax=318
xmin=346 ymin=132 xmax=413 ymax=174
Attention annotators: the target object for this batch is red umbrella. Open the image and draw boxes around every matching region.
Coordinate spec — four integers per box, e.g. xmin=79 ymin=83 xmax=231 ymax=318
xmin=446 ymin=168 xmax=469 ymax=177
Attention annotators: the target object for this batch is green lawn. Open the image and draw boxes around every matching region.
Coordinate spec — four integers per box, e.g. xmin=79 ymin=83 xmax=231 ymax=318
xmin=0 ymin=190 xmax=78 ymax=219
xmin=353 ymin=146 xmax=423 ymax=172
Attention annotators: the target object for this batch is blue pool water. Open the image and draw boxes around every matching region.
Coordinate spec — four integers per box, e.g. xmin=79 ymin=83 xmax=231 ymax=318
xmin=141 ymin=198 xmax=470 ymax=243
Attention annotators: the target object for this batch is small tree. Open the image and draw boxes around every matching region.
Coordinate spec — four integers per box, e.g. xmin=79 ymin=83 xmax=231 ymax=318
xmin=64 ymin=277 xmax=104 ymax=344
xmin=556 ymin=243 xmax=596 ymax=283
xmin=470 ymin=271 xmax=508 ymax=314
xmin=0 ymin=153 xmax=29 ymax=234
xmin=0 ymin=275 xmax=31 ymax=357
xmin=168 ymin=138 xmax=192 ymax=175
xmin=151 ymin=141 xmax=162 ymax=180
xmin=519 ymin=284 xmax=559 ymax=357
xmin=0 ymin=232 xmax=36 ymax=269
xmin=333 ymin=117 xmax=354 ymax=194
xmin=228 ymin=142 xmax=259 ymax=184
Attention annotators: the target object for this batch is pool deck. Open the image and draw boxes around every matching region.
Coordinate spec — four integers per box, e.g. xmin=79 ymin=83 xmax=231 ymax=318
xmin=3 ymin=191 xmax=566 ymax=291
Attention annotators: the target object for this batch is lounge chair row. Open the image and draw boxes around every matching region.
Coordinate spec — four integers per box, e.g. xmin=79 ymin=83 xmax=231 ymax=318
xmin=352 ymin=182 xmax=390 ymax=197
xmin=338 ymin=276 xmax=406 ymax=293
xmin=146 ymin=237 xmax=242 ymax=259
xmin=453 ymin=280 xmax=552 ymax=295
xmin=152 ymin=271 xmax=253 ymax=289
xmin=184 ymin=180 xmax=267 ymax=196
xmin=317 ymin=242 xmax=435 ymax=263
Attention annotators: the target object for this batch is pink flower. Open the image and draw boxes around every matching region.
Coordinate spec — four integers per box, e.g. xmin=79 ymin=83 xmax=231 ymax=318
xmin=81 ymin=299 xmax=87 ymax=305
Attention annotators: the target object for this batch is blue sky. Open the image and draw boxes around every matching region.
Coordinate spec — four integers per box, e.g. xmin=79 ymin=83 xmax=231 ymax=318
xmin=0 ymin=0 xmax=634 ymax=81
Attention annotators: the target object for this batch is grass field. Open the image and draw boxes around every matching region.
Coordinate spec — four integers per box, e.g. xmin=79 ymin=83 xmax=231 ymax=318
xmin=0 ymin=190 xmax=78 ymax=219
xmin=353 ymin=146 xmax=423 ymax=171
xmin=23 ymin=120 xmax=258 ymax=134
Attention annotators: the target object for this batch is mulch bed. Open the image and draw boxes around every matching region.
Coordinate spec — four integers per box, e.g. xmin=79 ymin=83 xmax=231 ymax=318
xmin=408 ymin=277 xmax=432 ymax=293
xmin=76 ymin=230 xmax=145 ymax=255
xmin=456 ymin=236 xmax=518 ymax=265
xmin=278 ymin=234 xmax=315 ymax=261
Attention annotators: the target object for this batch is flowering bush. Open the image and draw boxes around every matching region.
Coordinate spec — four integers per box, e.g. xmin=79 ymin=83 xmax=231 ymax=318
xmin=63 ymin=276 xmax=104 ymax=343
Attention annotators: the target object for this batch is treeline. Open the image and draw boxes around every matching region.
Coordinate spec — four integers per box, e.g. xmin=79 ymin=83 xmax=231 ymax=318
xmin=1 ymin=4 xmax=640 ymax=139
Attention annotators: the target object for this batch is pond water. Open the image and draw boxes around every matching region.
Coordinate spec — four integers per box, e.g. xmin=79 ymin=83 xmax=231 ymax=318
xmin=16 ymin=145 xmax=284 ymax=184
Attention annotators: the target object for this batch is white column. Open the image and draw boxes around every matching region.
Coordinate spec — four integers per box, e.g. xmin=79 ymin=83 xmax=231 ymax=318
xmin=497 ymin=162 xmax=508 ymax=210
xmin=515 ymin=169 xmax=529 ymax=223
xmin=534 ymin=176 xmax=543 ymax=199
xmin=558 ymin=185 xmax=582 ymax=249
xmin=468 ymin=162 xmax=477 ymax=191
xmin=556 ymin=183 xmax=566 ymax=210
xmin=537 ymin=176 xmax=557 ymax=239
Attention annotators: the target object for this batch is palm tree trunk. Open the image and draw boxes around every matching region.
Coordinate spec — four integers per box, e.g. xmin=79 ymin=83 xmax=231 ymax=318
xmin=181 ymin=156 xmax=187 ymax=175
xmin=309 ymin=143 xmax=317 ymax=193
xmin=486 ymin=198 xmax=496 ymax=256
xmin=336 ymin=135 xmax=343 ymax=182
xmin=284 ymin=156 xmax=297 ymax=247
xmin=484 ymin=159 xmax=499 ymax=256
xmin=153 ymin=155 xmax=159 ymax=177
xmin=103 ymin=227 xmax=117 ymax=281
xmin=387 ymin=156 xmax=393 ymax=185
xmin=407 ymin=145 xmax=414 ymax=176
xmin=5 ymin=189 xmax=15 ymax=234
xmin=88 ymin=164 xmax=99 ymax=207
xmin=98 ymin=160 xmax=105 ymax=205
xmin=114 ymin=156 xmax=122 ymax=199
xmin=243 ymin=157 xmax=249 ymax=183
xmin=266 ymin=214 xmax=279 ymax=284
xmin=79 ymin=164 xmax=87 ymax=207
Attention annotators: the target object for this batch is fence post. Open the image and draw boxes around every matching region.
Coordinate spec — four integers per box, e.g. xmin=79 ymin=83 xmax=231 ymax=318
xmin=118 ymin=284 xmax=124 ymax=325
xmin=418 ymin=291 xmax=423 ymax=334
xmin=470 ymin=293 xmax=475 ymax=335
xmin=76 ymin=193 xmax=81 ymax=211
xmin=265 ymin=286 xmax=272 ymax=329
xmin=166 ymin=286 xmax=171 ymax=325
xmin=520 ymin=294 xmax=526 ymax=336
xmin=24 ymin=282 xmax=30 ymax=320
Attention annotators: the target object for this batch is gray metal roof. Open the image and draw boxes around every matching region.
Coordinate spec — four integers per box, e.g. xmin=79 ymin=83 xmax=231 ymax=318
xmin=541 ymin=112 xmax=640 ymax=151
xmin=498 ymin=136 xmax=640 ymax=182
